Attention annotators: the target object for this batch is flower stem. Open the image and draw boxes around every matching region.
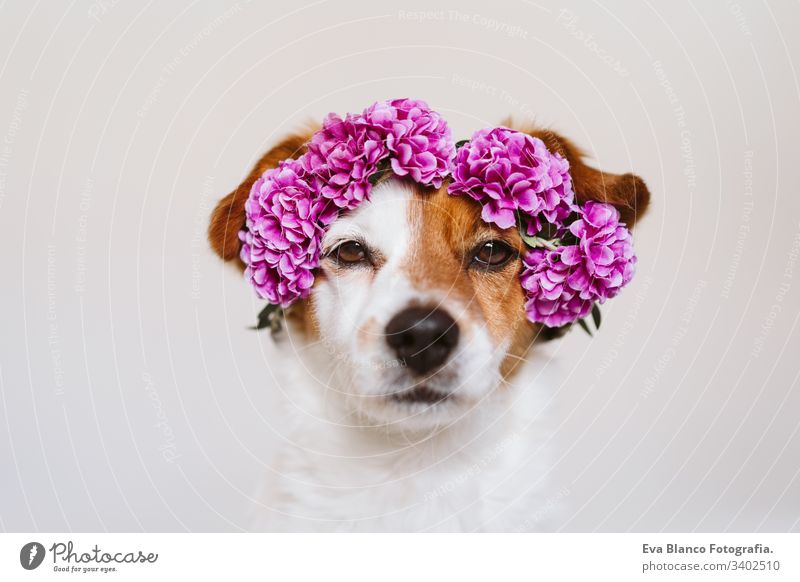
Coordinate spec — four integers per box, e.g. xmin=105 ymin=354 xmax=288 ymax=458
xmin=540 ymin=238 xmax=559 ymax=251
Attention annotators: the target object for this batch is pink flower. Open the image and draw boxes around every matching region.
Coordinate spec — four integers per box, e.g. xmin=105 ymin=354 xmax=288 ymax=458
xmin=448 ymin=127 xmax=574 ymax=232
xmin=240 ymin=99 xmax=458 ymax=309
xmin=236 ymin=101 xmax=640 ymax=325
xmin=363 ymin=98 xmax=455 ymax=188
xmin=520 ymin=201 xmax=636 ymax=327
xmin=239 ymin=159 xmax=336 ymax=307
xmin=299 ymin=112 xmax=387 ymax=211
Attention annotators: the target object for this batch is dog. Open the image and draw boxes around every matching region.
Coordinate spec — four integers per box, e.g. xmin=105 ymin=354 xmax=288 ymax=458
xmin=208 ymin=121 xmax=649 ymax=531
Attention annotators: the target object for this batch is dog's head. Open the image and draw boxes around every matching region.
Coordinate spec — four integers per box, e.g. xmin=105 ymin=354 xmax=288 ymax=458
xmin=209 ymin=125 xmax=649 ymax=433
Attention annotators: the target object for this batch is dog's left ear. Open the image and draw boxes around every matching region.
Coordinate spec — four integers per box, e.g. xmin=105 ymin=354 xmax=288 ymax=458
xmin=208 ymin=127 xmax=317 ymax=267
xmin=512 ymin=126 xmax=650 ymax=343
xmin=522 ymin=127 xmax=651 ymax=227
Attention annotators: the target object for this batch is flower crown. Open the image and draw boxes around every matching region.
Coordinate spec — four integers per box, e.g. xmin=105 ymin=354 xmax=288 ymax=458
xmin=239 ymin=98 xmax=636 ymax=335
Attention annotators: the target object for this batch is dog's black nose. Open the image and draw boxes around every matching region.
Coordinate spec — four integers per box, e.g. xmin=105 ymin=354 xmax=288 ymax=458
xmin=385 ymin=307 xmax=460 ymax=375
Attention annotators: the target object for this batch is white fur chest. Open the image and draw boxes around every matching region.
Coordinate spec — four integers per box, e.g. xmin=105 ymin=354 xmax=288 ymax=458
xmin=250 ymin=340 xmax=556 ymax=532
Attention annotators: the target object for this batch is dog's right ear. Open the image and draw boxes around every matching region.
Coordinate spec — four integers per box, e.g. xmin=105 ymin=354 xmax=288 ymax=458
xmin=208 ymin=127 xmax=317 ymax=266
xmin=504 ymin=123 xmax=650 ymax=228
xmin=525 ymin=128 xmax=650 ymax=228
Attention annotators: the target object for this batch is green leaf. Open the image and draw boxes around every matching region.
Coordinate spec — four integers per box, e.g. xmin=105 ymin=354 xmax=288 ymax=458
xmin=591 ymin=303 xmax=602 ymax=330
xmin=516 ymin=215 xmax=540 ymax=247
xmin=252 ymin=303 xmax=282 ymax=332
xmin=516 ymin=213 xmax=561 ymax=250
xmin=368 ymin=158 xmax=392 ymax=186
xmin=521 ymin=234 xmax=560 ymax=251
xmin=455 ymin=139 xmax=469 ymax=149
xmin=577 ymin=318 xmax=593 ymax=337
xmin=520 ymin=232 xmax=542 ymax=248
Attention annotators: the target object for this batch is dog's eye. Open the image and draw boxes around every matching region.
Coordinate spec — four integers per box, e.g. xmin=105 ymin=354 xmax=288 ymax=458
xmin=470 ymin=240 xmax=516 ymax=270
xmin=332 ymin=240 xmax=368 ymax=265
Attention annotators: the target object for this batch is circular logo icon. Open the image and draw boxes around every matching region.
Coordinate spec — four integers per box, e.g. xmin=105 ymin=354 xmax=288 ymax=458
xmin=20 ymin=542 xmax=45 ymax=570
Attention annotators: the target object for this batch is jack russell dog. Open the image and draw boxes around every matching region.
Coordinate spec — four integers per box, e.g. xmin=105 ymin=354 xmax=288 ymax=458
xmin=208 ymin=112 xmax=649 ymax=532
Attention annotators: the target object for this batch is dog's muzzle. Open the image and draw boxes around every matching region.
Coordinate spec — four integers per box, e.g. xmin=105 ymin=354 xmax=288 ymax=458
xmin=385 ymin=306 xmax=460 ymax=375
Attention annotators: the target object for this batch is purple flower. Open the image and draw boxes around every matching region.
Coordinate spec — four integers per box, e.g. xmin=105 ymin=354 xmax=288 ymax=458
xmin=239 ymin=159 xmax=336 ymax=307
xmin=363 ymin=98 xmax=455 ymax=188
xmin=300 ymin=112 xmax=388 ymax=210
xmin=520 ymin=248 xmax=594 ymax=327
xmin=520 ymin=201 xmax=636 ymax=327
xmin=448 ymin=127 xmax=574 ymax=232
xmin=239 ymin=98 xmax=458 ymax=309
xmin=236 ymin=99 xmax=642 ymax=326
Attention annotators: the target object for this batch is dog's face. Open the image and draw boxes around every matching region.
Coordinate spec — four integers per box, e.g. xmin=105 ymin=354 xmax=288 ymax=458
xmin=209 ymin=124 xmax=649 ymax=434
xmin=308 ymin=178 xmax=534 ymax=430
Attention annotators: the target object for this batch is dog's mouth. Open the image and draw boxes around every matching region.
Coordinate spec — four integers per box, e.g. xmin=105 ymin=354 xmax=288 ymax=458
xmin=389 ymin=385 xmax=451 ymax=405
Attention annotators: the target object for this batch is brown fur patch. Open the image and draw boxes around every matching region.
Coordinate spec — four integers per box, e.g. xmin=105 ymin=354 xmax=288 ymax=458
xmin=404 ymin=185 xmax=537 ymax=379
xmin=208 ymin=125 xmax=318 ymax=265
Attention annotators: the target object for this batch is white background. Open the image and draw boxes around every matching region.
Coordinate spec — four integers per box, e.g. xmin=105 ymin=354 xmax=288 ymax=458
xmin=0 ymin=0 xmax=799 ymax=531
